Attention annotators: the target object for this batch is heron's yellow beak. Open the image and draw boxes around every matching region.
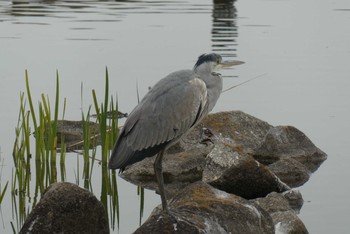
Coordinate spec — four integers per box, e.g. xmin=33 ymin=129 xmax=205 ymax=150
xmin=221 ymin=60 xmax=245 ymax=68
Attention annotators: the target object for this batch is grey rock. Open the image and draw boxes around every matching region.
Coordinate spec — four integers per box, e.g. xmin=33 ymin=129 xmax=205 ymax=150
xmin=272 ymin=211 xmax=308 ymax=234
xmin=254 ymin=192 xmax=307 ymax=234
xmin=134 ymin=182 xmax=275 ymax=234
xmin=122 ymin=146 xmax=212 ymax=198
xmin=203 ymin=142 xmax=290 ymax=199
xmin=282 ymin=189 xmax=304 ymax=212
xmin=20 ymin=182 xmax=108 ymax=234
xmin=198 ymin=111 xmax=272 ymax=150
xmin=254 ymin=192 xmax=292 ymax=213
xmin=119 ymin=111 xmax=323 ymax=233
xmin=36 ymin=120 xmax=102 ymax=151
xmin=122 ymin=111 xmax=326 ymax=200
xmin=268 ymin=157 xmax=311 ymax=188
xmin=254 ymin=126 xmax=327 ymax=172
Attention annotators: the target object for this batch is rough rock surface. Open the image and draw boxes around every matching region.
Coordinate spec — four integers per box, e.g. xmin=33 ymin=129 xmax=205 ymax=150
xmin=254 ymin=191 xmax=308 ymax=234
xmin=20 ymin=182 xmax=108 ymax=234
xmin=203 ymin=142 xmax=290 ymax=199
xmin=134 ymin=181 xmax=275 ymax=234
xmin=122 ymin=111 xmax=326 ymax=196
xmin=122 ymin=146 xmax=212 ymax=197
xmin=254 ymin=125 xmax=327 ymax=173
xmin=121 ymin=111 xmax=327 ymax=233
xmin=268 ymin=157 xmax=311 ymax=188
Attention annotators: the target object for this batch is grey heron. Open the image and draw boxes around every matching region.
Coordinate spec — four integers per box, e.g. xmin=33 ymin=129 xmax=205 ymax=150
xmin=109 ymin=53 xmax=244 ymax=212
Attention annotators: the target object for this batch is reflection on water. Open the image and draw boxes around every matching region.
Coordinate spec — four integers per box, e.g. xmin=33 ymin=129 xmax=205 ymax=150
xmin=1 ymin=0 xmax=212 ymax=20
xmin=0 ymin=0 xmax=237 ymax=49
xmin=0 ymin=0 xmax=212 ymax=41
xmin=212 ymin=0 xmax=238 ymax=59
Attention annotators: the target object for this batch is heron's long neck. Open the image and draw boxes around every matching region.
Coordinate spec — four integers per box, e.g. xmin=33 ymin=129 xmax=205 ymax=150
xmin=195 ymin=70 xmax=223 ymax=112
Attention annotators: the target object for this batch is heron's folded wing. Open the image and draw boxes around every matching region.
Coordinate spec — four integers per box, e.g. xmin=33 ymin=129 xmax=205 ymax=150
xmin=124 ymin=76 xmax=208 ymax=151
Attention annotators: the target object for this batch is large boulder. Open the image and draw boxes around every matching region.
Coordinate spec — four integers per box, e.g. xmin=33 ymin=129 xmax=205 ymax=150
xmin=122 ymin=111 xmax=326 ymax=197
xmin=121 ymin=145 xmax=212 ymax=198
xmin=254 ymin=190 xmax=308 ymax=234
xmin=254 ymin=125 xmax=327 ymax=173
xmin=20 ymin=182 xmax=108 ymax=234
xmin=202 ymin=142 xmax=290 ymax=199
xmin=120 ymin=110 xmax=327 ymax=233
xmin=134 ymin=181 xmax=275 ymax=234
xmin=268 ymin=157 xmax=311 ymax=188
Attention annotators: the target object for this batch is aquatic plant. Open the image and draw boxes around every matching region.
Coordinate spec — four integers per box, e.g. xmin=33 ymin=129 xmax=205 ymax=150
xmin=10 ymin=69 xmax=128 ymax=232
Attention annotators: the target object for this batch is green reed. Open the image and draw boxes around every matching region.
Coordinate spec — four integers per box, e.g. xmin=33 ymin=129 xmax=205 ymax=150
xmin=9 ymin=69 xmax=149 ymax=232
xmin=12 ymin=92 xmax=32 ymax=230
xmin=11 ymin=71 xmax=63 ymax=231
xmin=0 ymin=148 xmax=9 ymax=215
xmin=92 ymin=68 xmax=119 ymax=229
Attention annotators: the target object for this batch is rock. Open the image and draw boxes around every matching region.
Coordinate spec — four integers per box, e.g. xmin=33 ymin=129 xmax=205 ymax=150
xmin=268 ymin=157 xmax=311 ymax=188
xmin=282 ymin=189 xmax=304 ymax=212
xmin=20 ymin=182 xmax=108 ymax=234
xmin=199 ymin=111 xmax=272 ymax=150
xmin=177 ymin=111 xmax=272 ymax=154
xmin=122 ymin=111 xmax=327 ymax=199
xmin=134 ymin=182 xmax=275 ymax=234
xmin=55 ymin=120 xmax=100 ymax=144
xmin=273 ymin=211 xmax=308 ymax=234
xmin=253 ymin=191 xmax=301 ymax=214
xmin=35 ymin=120 xmax=103 ymax=151
xmin=91 ymin=110 xmax=128 ymax=119
xmin=254 ymin=126 xmax=327 ymax=172
xmin=254 ymin=191 xmax=308 ymax=234
xmin=203 ymin=142 xmax=290 ymax=199
xmin=119 ymin=111 xmax=325 ymax=233
xmin=122 ymin=146 xmax=212 ymax=198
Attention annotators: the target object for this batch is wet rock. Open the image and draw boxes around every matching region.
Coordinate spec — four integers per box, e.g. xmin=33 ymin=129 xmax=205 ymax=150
xmin=122 ymin=146 xmax=212 ymax=198
xmin=91 ymin=110 xmax=128 ymax=119
xmin=35 ymin=120 xmax=103 ymax=151
xmin=199 ymin=111 xmax=272 ymax=150
xmin=254 ymin=126 xmax=327 ymax=172
xmin=134 ymin=182 xmax=275 ymax=234
xmin=119 ymin=111 xmax=325 ymax=233
xmin=175 ymin=111 xmax=272 ymax=154
xmin=254 ymin=191 xmax=307 ymax=234
xmin=273 ymin=211 xmax=308 ymax=234
xmin=203 ymin=142 xmax=290 ymax=199
xmin=20 ymin=182 xmax=108 ymax=234
xmin=253 ymin=191 xmax=302 ymax=214
xmin=122 ymin=111 xmax=327 ymax=199
xmin=268 ymin=157 xmax=311 ymax=188
xmin=282 ymin=189 xmax=304 ymax=212
xmin=55 ymin=120 xmax=100 ymax=144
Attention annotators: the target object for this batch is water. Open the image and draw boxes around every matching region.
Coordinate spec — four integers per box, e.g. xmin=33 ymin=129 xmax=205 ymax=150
xmin=1 ymin=0 xmax=349 ymax=233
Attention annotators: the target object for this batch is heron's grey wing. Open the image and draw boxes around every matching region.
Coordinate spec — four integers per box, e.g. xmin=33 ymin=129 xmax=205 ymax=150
xmin=109 ymin=73 xmax=208 ymax=170
xmin=126 ymin=76 xmax=208 ymax=150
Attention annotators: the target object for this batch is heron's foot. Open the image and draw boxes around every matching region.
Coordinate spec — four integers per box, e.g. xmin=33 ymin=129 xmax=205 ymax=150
xmin=200 ymin=127 xmax=214 ymax=145
xmin=159 ymin=207 xmax=181 ymax=223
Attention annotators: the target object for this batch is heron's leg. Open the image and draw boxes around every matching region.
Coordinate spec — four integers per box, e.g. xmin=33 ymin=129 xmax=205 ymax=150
xmin=154 ymin=149 xmax=169 ymax=212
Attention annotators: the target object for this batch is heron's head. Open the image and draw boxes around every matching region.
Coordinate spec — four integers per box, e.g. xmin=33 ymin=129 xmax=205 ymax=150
xmin=193 ymin=53 xmax=244 ymax=74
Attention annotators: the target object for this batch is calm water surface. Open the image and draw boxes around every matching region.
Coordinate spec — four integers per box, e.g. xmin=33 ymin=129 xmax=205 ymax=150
xmin=1 ymin=0 xmax=350 ymax=233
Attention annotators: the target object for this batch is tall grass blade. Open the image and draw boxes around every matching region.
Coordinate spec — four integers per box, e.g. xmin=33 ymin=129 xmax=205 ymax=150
xmin=137 ymin=186 xmax=144 ymax=226
xmin=25 ymin=70 xmax=37 ymax=130
xmin=82 ymin=106 xmax=92 ymax=190
xmin=0 ymin=182 xmax=9 ymax=204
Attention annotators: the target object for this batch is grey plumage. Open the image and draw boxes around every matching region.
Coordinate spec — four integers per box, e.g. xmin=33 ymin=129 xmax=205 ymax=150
xmin=110 ymin=69 xmax=209 ymax=170
xmin=109 ymin=53 xmax=243 ymax=211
